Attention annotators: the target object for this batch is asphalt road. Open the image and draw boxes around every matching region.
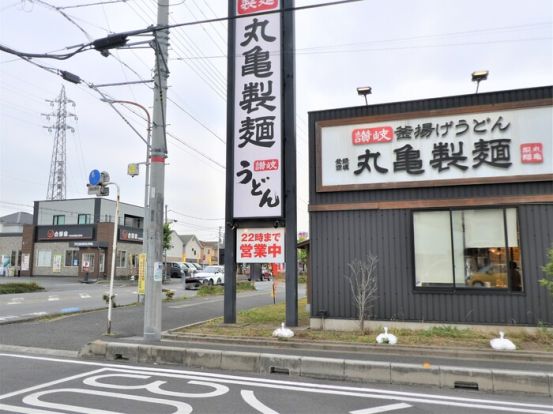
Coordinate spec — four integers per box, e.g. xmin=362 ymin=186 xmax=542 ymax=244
xmin=0 ymin=277 xmax=197 ymax=324
xmin=0 ymin=280 xmax=294 ymax=351
xmin=1 ymin=353 xmax=552 ymax=414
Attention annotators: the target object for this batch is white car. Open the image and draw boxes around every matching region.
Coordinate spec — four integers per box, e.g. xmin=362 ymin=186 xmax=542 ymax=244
xmin=194 ymin=265 xmax=224 ymax=286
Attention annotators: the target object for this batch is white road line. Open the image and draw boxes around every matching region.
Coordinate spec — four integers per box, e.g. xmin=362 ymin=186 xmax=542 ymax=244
xmin=47 ymin=296 xmax=59 ymax=302
xmin=7 ymin=298 xmax=24 ymax=305
xmin=79 ymin=293 xmax=91 ymax=299
xmin=0 ymin=354 xmax=551 ymax=414
xmin=241 ymin=390 xmax=279 ymax=414
xmin=351 ymin=403 xmax=412 ymax=414
xmin=22 ymin=312 xmax=47 ymax=317
xmin=0 ymin=315 xmax=18 ymax=321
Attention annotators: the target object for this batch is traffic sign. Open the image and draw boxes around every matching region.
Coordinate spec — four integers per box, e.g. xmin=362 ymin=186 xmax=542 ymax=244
xmin=88 ymin=169 xmax=101 ymax=186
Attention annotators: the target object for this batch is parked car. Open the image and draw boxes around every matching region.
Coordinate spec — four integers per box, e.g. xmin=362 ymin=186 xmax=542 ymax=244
xmin=191 ymin=263 xmax=203 ymax=271
xmin=466 ymin=263 xmax=508 ymax=287
xmin=193 ymin=265 xmax=224 ymax=286
xmin=165 ymin=262 xmax=185 ymax=279
xmin=178 ymin=262 xmax=196 ymax=276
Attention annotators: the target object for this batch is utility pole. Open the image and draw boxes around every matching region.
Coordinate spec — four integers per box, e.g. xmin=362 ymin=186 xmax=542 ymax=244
xmin=144 ymin=0 xmax=170 ymax=341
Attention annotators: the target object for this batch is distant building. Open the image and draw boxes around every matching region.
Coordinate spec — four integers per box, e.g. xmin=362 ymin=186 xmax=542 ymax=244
xmin=200 ymin=240 xmax=219 ymax=265
xmin=179 ymin=234 xmax=201 ymax=263
xmin=18 ymin=198 xmax=144 ymax=279
xmin=0 ymin=211 xmax=32 ymax=276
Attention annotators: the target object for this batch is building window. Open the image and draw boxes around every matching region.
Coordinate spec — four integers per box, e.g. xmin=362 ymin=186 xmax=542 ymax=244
xmin=78 ymin=214 xmax=91 ymax=224
xmin=116 ymin=250 xmax=127 ymax=268
xmin=82 ymin=253 xmax=95 ymax=272
xmin=53 ymin=215 xmax=65 ymax=225
xmin=124 ymin=215 xmax=143 ymax=228
xmin=37 ymin=250 xmax=52 ymax=267
xmin=65 ymin=250 xmax=79 ymax=267
xmin=129 ymin=254 xmax=139 ymax=268
xmin=413 ymin=208 xmax=522 ymax=291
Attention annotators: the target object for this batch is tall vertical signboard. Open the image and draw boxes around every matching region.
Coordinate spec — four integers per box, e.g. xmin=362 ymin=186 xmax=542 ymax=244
xmin=233 ymin=0 xmax=282 ymax=218
xmin=226 ymin=0 xmax=296 ymax=325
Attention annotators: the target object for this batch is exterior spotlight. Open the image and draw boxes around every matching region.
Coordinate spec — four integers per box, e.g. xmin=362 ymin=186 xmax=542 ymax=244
xmin=471 ymin=70 xmax=489 ymax=94
xmin=356 ymin=86 xmax=372 ymax=105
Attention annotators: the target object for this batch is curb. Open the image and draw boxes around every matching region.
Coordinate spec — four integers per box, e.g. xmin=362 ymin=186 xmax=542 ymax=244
xmin=162 ymin=332 xmax=553 ymax=364
xmin=0 ymin=344 xmax=78 ymax=358
xmin=79 ymin=340 xmax=553 ymax=397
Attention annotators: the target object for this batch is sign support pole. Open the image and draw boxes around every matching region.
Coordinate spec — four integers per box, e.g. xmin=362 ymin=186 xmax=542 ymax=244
xmin=283 ymin=0 xmax=298 ymax=327
xmin=224 ymin=0 xmax=237 ymax=324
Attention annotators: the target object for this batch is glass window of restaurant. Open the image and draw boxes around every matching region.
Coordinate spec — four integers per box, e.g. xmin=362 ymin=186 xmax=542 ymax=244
xmin=413 ymin=208 xmax=522 ymax=291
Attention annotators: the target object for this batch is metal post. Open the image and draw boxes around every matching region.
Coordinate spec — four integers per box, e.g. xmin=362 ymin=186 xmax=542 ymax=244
xmin=103 ymin=100 xmax=151 ymax=277
xmin=106 ymin=182 xmax=120 ymax=335
xmin=144 ymin=0 xmax=170 ymax=341
xmin=224 ymin=0 xmax=237 ymax=324
xmin=283 ymin=0 xmax=298 ymax=327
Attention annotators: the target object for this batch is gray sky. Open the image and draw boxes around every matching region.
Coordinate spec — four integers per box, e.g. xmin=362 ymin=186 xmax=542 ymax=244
xmin=0 ymin=0 xmax=551 ymax=241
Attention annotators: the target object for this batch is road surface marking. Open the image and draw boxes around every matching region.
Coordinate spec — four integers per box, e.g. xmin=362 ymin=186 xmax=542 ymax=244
xmin=79 ymin=293 xmax=91 ymax=299
xmin=241 ymin=390 xmax=279 ymax=414
xmin=351 ymin=402 xmax=412 ymax=414
xmin=47 ymin=296 xmax=59 ymax=302
xmin=60 ymin=307 xmax=80 ymax=313
xmin=0 ymin=315 xmax=18 ymax=321
xmin=22 ymin=388 xmax=193 ymax=414
xmin=22 ymin=312 xmax=47 ymax=317
xmin=0 ymin=355 xmax=551 ymax=414
xmin=7 ymin=298 xmax=24 ymax=305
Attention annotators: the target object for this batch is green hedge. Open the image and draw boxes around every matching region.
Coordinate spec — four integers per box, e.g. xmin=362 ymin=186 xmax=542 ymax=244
xmin=0 ymin=282 xmax=45 ymax=294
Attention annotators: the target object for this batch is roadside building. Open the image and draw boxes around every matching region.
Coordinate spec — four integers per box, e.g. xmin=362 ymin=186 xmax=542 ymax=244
xmin=165 ymin=230 xmax=184 ymax=263
xmin=200 ymin=240 xmax=219 ymax=265
xmin=179 ymin=234 xmax=201 ymax=263
xmin=20 ymin=198 xmax=144 ymax=279
xmin=0 ymin=212 xmax=32 ymax=276
xmin=308 ymin=86 xmax=553 ymax=329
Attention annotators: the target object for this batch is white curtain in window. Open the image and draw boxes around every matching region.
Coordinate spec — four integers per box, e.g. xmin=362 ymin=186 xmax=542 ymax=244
xmin=463 ymin=210 xmax=505 ymax=248
xmin=506 ymin=208 xmax=519 ymax=247
xmin=414 ymin=211 xmax=453 ymax=285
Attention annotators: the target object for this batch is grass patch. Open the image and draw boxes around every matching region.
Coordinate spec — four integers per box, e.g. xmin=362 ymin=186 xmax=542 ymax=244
xmin=0 ymin=282 xmax=44 ymax=294
xmin=174 ymin=297 xmax=553 ymax=351
xmin=197 ymin=281 xmax=256 ymax=297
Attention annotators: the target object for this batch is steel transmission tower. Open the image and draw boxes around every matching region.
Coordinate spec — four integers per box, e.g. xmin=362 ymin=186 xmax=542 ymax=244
xmin=42 ymin=86 xmax=76 ymax=200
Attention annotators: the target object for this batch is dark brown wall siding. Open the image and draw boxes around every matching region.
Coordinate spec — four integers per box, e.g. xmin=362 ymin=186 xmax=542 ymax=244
xmin=309 ymin=86 xmax=553 ymax=325
xmin=310 ymin=204 xmax=553 ymax=325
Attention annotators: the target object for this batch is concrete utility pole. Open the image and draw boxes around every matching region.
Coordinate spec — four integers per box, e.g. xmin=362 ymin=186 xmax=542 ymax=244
xmin=144 ymin=0 xmax=170 ymax=341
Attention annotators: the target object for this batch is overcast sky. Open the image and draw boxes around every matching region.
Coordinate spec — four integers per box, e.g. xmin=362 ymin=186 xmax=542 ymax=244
xmin=0 ymin=0 xmax=551 ymax=241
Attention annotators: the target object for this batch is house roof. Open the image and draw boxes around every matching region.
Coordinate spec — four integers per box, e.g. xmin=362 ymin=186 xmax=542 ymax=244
xmin=179 ymin=234 xmax=198 ymax=245
xmin=0 ymin=211 xmax=33 ymax=225
xmin=200 ymin=240 xmax=218 ymax=249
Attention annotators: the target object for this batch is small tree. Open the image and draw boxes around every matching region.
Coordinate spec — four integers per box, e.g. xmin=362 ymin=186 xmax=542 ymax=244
xmin=163 ymin=223 xmax=173 ymax=251
xmin=539 ymin=246 xmax=553 ymax=298
xmin=344 ymin=254 xmax=378 ymax=333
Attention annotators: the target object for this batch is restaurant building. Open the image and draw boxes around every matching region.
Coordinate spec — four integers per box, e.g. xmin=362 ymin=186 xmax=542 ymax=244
xmin=308 ymin=86 xmax=553 ymax=328
xmin=20 ymin=198 xmax=144 ymax=279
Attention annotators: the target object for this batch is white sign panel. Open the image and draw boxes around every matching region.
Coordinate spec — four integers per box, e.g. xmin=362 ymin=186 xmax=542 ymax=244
xmin=237 ymin=228 xmax=285 ymax=263
xmin=319 ymin=106 xmax=552 ymax=190
xmin=233 ymin=0 xmax=282 ymax=218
